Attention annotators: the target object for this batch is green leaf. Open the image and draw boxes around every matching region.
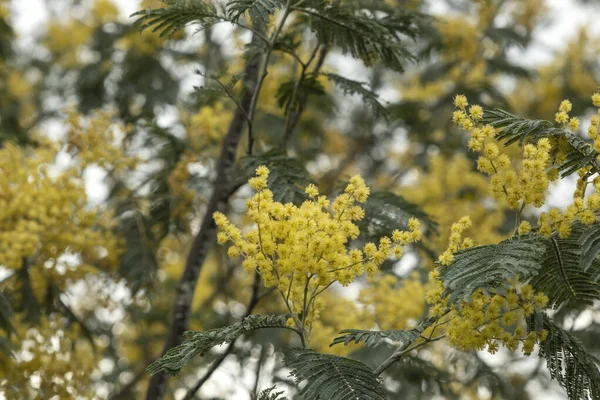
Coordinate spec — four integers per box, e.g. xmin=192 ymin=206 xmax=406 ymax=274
xmin=132 ymin=0 xmax=223 ymax=38
xmin=359 ymin=191 xmax=438 ymax=240
xmin=482 ymin=108 xmax=599 ymax=177
xmin=532 ymin=230 xmax=600 ymax=309
xmin=258 ymin=385 xmax=287 ymax=400
xmin=284 ymin=347 xmax=386 ymax=400
xmin=529 ymin=313 xmax=600 ymax=400
xmin=297 ymin=4 xmax=417 ymax=72
xmin=322 ymin=73 xmax=388 ymax=119
xmin=239 ymin=150 xmax=316 ymax=204
xmin=440 ymin=235 xmax=546 ymax=304
xmin=276 ymin=76 xmax=327 ymax=112
xmin=331 ymin=318 xmax=432 ymax=348
xmin=578 ymin=223 xmax=600 ymax=279
xmin=147 ymin=314 xmax=290 ymax=375
xmin=227 ymin=0 xmax=284 ymax=28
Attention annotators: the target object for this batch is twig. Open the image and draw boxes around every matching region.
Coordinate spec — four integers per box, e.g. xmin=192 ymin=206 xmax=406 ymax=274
xmin=144 ymin=34 xmax=262 ymax=400
xmin=182 ymin=273 xmax=262 ymax=400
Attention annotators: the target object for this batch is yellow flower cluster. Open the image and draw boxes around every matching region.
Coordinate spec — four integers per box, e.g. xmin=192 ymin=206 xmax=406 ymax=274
xmin=402 ymin=154 xmax=506 ymax=259
xmin=537 ymin=194 xmax=600 ymax=238
xmin=359 ymin=272 xmax=426 ymax=330
xmin=66 ymin=109 xmax=138 ymax=172
xmin=437 ymin=216 xmax=473 ymax=266
xmin=0 ymin=317 xmax=98 ymax=399
xmin=166 ymin=152 xmax=198 ymax=229
xmin=454 ymin=95 xmax=555 ymax=209
xmin=183 ymin=102 xmax=234 ymax=154
xmin=586 ymin=92 xmax=600 ymax=152
xmin=214 ymin=166 xmax=422 ymax=338
xmin=0 ymin=141 xmax=121 ymax=275
xmin=427 ymin=276 xmax=549 ymax=355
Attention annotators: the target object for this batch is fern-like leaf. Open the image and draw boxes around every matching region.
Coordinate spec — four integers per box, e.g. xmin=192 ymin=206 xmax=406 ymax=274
xmin=258 ymin=385 xmax=287 ymax=400
xmin=482 ymin=108 xmax=599 ymax=177
xmin=323 ymin=73 xmax=388 ymax=118
xmin=297 ymin=5 xmax=416 ymax=72
xmin=227 ymin=0 xmax=284 ymax=28
xmin=239 ymin=150 xmax=316 ymax=204
xmin=440 ymin=235 xmax=546 ymax=304
xmin=331 ymin=318 xmax=432 ymax=348
xmin=276 ymin=76 xmax=327 ymax=112
xmin=284 ymin=348 xmax=386 ymax=400
xmin=132 ymin=0 xmax=223 ymax=38
xmin=147 ymin=314 xmax=290 ymax=375
xmin=532 ymin=231 xmax=600 ymax=309
xmin=359 ymin=191 xmax=437 ymax=240
xmin=529 ymin=313 xmax=600 ymax=400
xmin=578 ymin=223 xmax=600 ymax=280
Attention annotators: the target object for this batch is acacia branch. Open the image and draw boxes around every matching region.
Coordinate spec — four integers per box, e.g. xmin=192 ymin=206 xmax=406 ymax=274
xmin=144 ymin=35 xmax=262 ymax=400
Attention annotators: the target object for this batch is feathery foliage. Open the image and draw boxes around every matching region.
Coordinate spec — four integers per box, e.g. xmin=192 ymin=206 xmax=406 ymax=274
xmin=440 ymin=235 xmax=546 ymax=304
xmin=330 ymin=318 xmax=432 ymax=348
xmin=284 ymin=347 xmax=387 ymax=400
xmin=578 ymin=223 xmax=600 ymax=280
xmin=297 ymin=3 xmax=418 ymax=72
xmin=257 ymin=385 xmax=287 ymax=400
xmin=359 ymin=191 xmax=437 ymax=241
xmin=532 ymin=230 xmax=600 ymax=309
xmin=227 ymin=0 xmax=284 ymax=27
xmin=276 ymin=76 xmax=327 ymax=112
xmin=323 ymin=73 xmax=388 ymax=119
xmin=239 ymin=150 xmax=316 ymax=204
xmin=530 ymin=313 xmax=600 ymax=400
xmin=482 ymin=108 xmax=599 ymax=177
xmin=132 ymin=0 xmax=223 ymax=37
xmin=147 ymin=314 xmax=291 ymax=375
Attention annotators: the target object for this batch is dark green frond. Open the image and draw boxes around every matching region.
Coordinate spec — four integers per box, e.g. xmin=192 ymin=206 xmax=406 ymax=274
xmin=284 ymin=348 xmax=386 ymax=400
xmin=258 ymin=385 xmax=287 ymax=400
xmin=227 ymin=0 xmax=284 ymax=28
xmin=239 ymin=150 xmax=316 ymax=204
xmin=322 ymin=73 xmax=388 ymax=119
xmin=482 ymin=108 xmax=563 ymax=145
xmin=132 ymin=0 xmax=223 ymax=38
xmin=359 ymin=191 xmax=437 ymax=240
xmin=440 ymin=235 xmax=546 ymax=304
xmin=276 ymin=76 xmax=327 ymax=112
xmin=482 ymin=108 xmax=599 ymax=177
xmin=532 ymin=230 xmax=600 ymax=309
xmin=147 ymin=314 xmax=290 ymax=375
xmin=331 ymin=318 xmax=432 ymax=348
xmin=529 ymin=313 xmax=600 ymax=400
xmin=297 ymin=5 xmax=417 ymax=72
xmin=578 ymin=223 xmax=600 ymax=280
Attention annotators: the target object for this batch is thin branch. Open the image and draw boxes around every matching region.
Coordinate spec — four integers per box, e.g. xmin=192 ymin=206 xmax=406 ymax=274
xmin=373 ymin=334 xmax=446 ymax=376
xmin=246 ymin=0 xmax=293 ymax=154
xmin=144 ymin=34 xmax=262 ymax=400
xmin=182 ymin=272 xmax=261 ymax=400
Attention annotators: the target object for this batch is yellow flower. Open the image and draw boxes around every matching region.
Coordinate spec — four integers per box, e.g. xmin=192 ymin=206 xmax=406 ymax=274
xmin=554 ymin=111 xmax=569 ymax=124
xmin=559 ymin=99 xmax=572 ymax=113
xmin=454 ymin=94 xmax=468 ymax=109
xmin=592 ymin=92 xmax=600 ymax=107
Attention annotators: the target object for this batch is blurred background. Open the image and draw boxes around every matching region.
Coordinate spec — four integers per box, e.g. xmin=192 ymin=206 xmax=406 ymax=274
xmin=0 ymin=0 xmax=599 ymax=399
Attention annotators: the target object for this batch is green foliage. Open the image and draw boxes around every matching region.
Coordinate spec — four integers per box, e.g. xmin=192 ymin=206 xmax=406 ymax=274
xmin=284 ymin=347 xmax=386 ymax=400
xmin=276 ymin=76 xmax=327 ymax=112
xmin=0 ymin=292 xmax=15 ymax=355
xmin=258 ymin=385 xmax=287 ymax=400
xmin=529 ymin=313 xmax=600 ymax=400
xmin=147 ymin=314 xmax=290 ymax=375
xmin=482 ymin=108 xmax=599 ymax=177
xmin=322 ymin=73 xmax=388 ymax=119
xmin=239 ymin=150 xmax=316 ymax=204
xmin=297 ymin=3 xmax=420 ymax=72
xmin=227 ymin=0 xmax=284 ymax=28
xmin=440 ymin=235 xmax=546 ymax=304
xmin=330 ymin=318 xmax=432 ymax=348
xmin=578 ymin=223 xmax=600 ymax=279
xmin=532 ymin=229 xmax=600 ymax=309
xmin=132 ymin=0 xmax=223 ymax=37
xmin=359 ymin=191 xmax=437 ymax=241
